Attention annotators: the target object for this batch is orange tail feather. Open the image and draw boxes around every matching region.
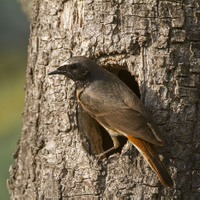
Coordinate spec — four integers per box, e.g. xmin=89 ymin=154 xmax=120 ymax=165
xmin=127 ymin=135 xmax=173 ymax=188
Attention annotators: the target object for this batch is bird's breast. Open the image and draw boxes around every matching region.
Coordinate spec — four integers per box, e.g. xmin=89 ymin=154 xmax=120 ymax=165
xmin=76 ymin=81 xmax=123 ymax=117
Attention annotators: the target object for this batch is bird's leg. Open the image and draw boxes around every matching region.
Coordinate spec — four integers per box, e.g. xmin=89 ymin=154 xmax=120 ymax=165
xmin=96 ymin=136 xmax=120 ymax=157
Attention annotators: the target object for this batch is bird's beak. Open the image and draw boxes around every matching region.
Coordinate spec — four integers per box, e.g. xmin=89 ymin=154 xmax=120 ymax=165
xmin=48 ymin=69 xmax=60 ymax=75
xmin=48 ymin=67 xmax=67 ymax=75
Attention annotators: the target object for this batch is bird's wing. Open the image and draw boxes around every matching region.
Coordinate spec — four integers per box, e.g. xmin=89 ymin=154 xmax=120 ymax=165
xmin=116 ymin=78 xmax=164 ymax=145
xmin=95 ymin=107 xmax=163 ymax=146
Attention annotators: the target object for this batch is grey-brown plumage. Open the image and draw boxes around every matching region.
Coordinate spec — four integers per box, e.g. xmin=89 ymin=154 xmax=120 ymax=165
xmin=48 ymin=56 xmax=173 ymax=188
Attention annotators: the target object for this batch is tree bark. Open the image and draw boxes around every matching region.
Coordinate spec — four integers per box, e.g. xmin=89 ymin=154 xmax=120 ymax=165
xmin=8 ymin=0 xmax=200 ymax=199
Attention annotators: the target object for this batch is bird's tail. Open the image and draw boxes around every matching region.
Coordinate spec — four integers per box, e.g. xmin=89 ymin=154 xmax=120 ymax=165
xmin=127 ymin=135 xmax=173 ymax=188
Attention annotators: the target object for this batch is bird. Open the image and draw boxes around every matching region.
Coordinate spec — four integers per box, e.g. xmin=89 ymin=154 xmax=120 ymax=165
xmin=48 ymin=56 xmax=173 ymax=188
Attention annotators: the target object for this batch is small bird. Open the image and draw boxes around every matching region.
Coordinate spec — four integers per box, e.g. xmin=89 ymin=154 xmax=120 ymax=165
xmin=48 ymin=56 xmax=173 ymax=188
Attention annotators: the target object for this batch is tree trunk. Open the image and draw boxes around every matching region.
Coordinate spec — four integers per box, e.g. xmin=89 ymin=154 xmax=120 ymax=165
xmin=8 ymin=0 xmax=200 ymax=199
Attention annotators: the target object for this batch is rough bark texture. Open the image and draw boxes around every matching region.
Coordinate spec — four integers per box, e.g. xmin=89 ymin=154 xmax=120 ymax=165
xmin=8 ymin=0 xmax=200 ymax=199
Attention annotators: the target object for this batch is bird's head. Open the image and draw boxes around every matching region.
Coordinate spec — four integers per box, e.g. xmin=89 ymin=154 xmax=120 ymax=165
xmin=48 ymin=57 xmax=96 ymax=81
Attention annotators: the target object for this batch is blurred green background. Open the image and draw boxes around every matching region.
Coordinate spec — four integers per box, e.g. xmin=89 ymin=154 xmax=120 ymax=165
xmin=0 ymin=0 xmax=29 ymax=199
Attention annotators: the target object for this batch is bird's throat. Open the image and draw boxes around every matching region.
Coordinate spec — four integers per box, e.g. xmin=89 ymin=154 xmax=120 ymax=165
xmin=75 ymin=80 xmax=91 ymax=90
